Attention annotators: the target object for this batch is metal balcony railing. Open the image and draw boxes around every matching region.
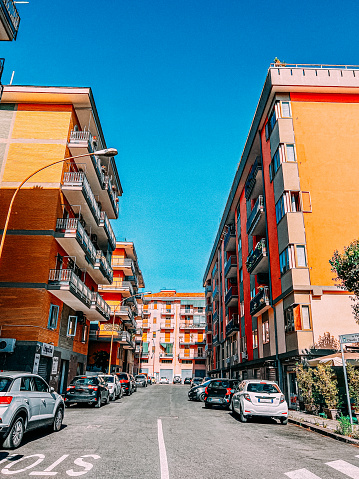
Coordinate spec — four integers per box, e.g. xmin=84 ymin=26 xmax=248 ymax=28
xmin=205 ymin=284 xmax=212 ymax=296
xmin=224 ymin=225 xmax=236 ymax=251
xmin=225 ymin=314 xmax=240 ymax=337
xmin=0 ymin=0 xmax=20 ymax=39
xmin=48 ymin=269 xmax=92 ymax=308
xmin=69 ymin=130 xmax=92 ymax=143
xmin=104 ymin=175 xmax=119 ymax=218
xmin=99 ymin=211 xmax=116 ymax=250
xmin=178 ymin=352 xmax=195 ymax=359
xmin=245 ymin=156 xmax=262 ymax=200
xmin=225 ymin=286 xmax=238 ymax=305
xmin=98 ymin=280 xmax=134 ymax=295
xmin=55 ymin=218 xmax=97 ymax=264
xmin=91 ymin=292 xmax=111 ymax=320
xmin=100 ymin=323 xmax=121 ymax=333
xmin=160 ymin=322 xmax=174 ymax=329
xmin=62 ymin=172 xmax=101 ymax=224
xmin=250 ymin=287 xmax=270 ymax=316
xmin=246 ymin=238 xmax=267 ymax=274
xmin=247 ymin=195 xmax=265 ymax=234
xmin=95 ymin=251 xmax=113 ymax=283
xmin=224 ymin=255 xmax=237 ymax=277
xmin=213 ymin=285 xmax=219 ymax=300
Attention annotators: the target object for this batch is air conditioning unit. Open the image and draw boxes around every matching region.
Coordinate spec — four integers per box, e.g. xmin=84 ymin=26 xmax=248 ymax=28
xmin=242 ymin=351 xmax=248 ymax=360
xmin=0 ymin=339 xmax=16 ymax=353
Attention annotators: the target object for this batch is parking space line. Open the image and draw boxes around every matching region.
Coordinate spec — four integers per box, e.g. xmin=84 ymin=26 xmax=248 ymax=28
xmin=157 ymin=419 xmax=169 ymax=479
xmin=285 ymin=469 xmax=322 ymax=478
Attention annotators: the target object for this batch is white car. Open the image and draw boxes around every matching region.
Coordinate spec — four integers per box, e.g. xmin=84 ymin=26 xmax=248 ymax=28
xmin=231 ymin=379 xmax=288 ymax=424
xmin=99 ymin=374 xmax=123 ymax=401
xmin=159 ymin=377 xmax=169 ymax=384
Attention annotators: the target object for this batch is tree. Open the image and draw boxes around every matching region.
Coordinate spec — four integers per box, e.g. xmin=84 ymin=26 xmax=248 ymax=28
xmin=330 ymin=240 xmax=359 ymax=323
xmin=92 ymin=350 xmax=109 ymax=372
xmin=313 ymin=363 xmax=338 ymax=410
xmin=347 ymin=363 xmax=359 ymax=407
xmin=296 ymin=363 xmax=315 ymax=406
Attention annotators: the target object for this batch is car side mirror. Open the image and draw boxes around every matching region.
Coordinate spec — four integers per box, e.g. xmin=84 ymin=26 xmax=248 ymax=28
xmin=49 ymin=387 xmax=55 ymax=393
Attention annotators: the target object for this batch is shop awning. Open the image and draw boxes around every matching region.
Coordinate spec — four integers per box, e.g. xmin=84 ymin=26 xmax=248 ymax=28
xmin=307 ymin=352 xmax=359 ymax=367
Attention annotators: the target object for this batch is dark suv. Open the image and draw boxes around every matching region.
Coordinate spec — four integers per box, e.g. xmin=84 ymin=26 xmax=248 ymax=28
xmin=65 ymin=375 xmax=109 ymax=408
xmin=204 ymin=379 xmax=239 ymax=409
xmin=117 ymin=373 xmax=135 ymax=396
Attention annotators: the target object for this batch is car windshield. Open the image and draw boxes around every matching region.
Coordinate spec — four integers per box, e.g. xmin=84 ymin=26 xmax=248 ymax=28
xmin=71 ymin=377 xmax=98 ymax=386
xmin=0 ymin=378 xmax=12 ymax=392
xmin=247 ymin=383 xmax=280 ymax=393
xmin=209 ymin=380 xmax=237 ymax=389
xmin=117 ymin=374 xmax=128 ymax=380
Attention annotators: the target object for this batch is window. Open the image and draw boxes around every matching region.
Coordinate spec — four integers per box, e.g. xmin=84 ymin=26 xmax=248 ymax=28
xmin=262 ymin=321 xmax=269 ymax=343
xmin=239 ymin=268 xmax=243 ymax=283
xmin=284 ymin=304 xmax=312 ymax=332
xmin=20 ymin=377 xmax=32 ymax=391
xmin=280 ymin=244 xmax=307 ymax=274
xmin=48 ymin=304 xmax=59 ymax=330
xmin=81 ymin=325 xmax=88 ymax=343
xmin=67 ymin=316 xmax=77 ymax=337
xmin=250 ymin=287 xmax=256 ymax=299
xmin=286 ymin=144 xmax=296 ymax=162
xmin=33 ymin=376 xmax=49 ymax=392
xmin=275 ymin=197 xmax=285 ymax=223
xmin=198 ymin=307 xmax=204 ymax=313
xmin=153 ymin=332 xmax=156 ymax=338
xmin=302 ymin=305 xmax=311 ymax=330
xmin=296 ymin=245 xmax=307 ymax=267
xmin=185 ymin=305 xmax=191 ymax=312
xmin=240 ymin=301 xmax=245 ymax=317
xmin=252 ymin=329 xmax=258 ymax=349
xmin=276 ymin=191 xmax=301 ymax=224
xmin=281 ymin=101 xmax=291 ymax=118
xmin=270 ymin=144 xmax=297 ymax=180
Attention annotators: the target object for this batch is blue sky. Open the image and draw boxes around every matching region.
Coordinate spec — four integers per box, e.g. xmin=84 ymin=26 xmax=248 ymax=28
xmin=2 ymin=0 xmax=358 ymax=293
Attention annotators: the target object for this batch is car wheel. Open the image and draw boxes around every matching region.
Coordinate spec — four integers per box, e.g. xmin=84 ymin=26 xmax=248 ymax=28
xmin=231 ymin=400 xmax=237 ymax=416
xmin=52 ymin=407 xmax=64 ymax=432
xmin=199 ymin=392 xmax=206 ymax=402
xmin=3 ymin=417 xmax=25 ymax=449
xmin=126 ymin=389 xmax=131 ymax=396
xmin=239 ymin=408 xmax=248 ymax=423
xmin=105 ymin=394 xmax=110 ymax=405
xmin=280 ymin=417 xmax=288 ymax=425
xmin=204 ymin=402 xmax=212 ymax=409
xmin=110 ymin=392 xmax=115 ymax=401
xmin=95 ymin=395 xmax=102 ymax=408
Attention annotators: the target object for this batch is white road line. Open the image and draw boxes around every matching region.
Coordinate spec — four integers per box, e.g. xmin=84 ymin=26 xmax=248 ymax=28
xmin=326 ymin=460 xmax=359 ymax=478
xmin=285 ymin=468 xmax=322 ymax=479
xmin=157 ymin=418 xmax=169 ymax=479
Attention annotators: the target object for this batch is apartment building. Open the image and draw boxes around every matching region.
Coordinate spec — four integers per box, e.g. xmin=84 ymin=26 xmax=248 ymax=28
xmin=135 ymin=291 xmax=206 ymax=382
xmin=204 ymin=63 xmax=359 ymax=407
xmin=88 ymin=241 xmax=145 ymax=374
xmin=0 ymin=85 xmax=121 ymax=392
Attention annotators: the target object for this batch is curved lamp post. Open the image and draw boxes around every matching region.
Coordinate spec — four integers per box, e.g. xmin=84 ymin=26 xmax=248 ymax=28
xmin=0 ymin=148 xmax=118 ymax=261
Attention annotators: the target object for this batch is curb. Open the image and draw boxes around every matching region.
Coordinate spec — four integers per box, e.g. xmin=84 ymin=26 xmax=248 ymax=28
xmin=289 ymin=417 xmax=359 ymax=446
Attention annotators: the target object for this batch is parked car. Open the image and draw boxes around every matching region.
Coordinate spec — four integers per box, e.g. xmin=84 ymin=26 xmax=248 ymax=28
xmin=99 ymin=374 xmax=123 ymax=400
xmin=130 ymin=375 xmax=137 ymax=393
xmin=0 ymin=372 xmax=64 ymax=449
xmin=188 ymin=380 xmax=212 ymax=401
xmin=135 ymin=375 xmax=148 ymax=387
xmin=65 ymin=375 xmax=109 ymax=408
xmin=149 ymin=376 xmax=156 ymax=384
xmin=231 ymin=380 xmax=288 ymax=424
xmin=159 ymin=377 xmax=170 ymax=384
xmin=116 ymin=373 xmax=135 ymax=396
xmin=184 ymin=377 xmax=192 ymax=385
xmin=173 ymin=375 xmax=182 ymax=384
xmin=190 ymin=377 xmax=203 ymax=388
xmin=204 ymin=378 xmax=239 ymax=409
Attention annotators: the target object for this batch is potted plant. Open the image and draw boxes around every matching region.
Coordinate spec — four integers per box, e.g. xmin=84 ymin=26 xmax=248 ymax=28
xmin=314 ymin=363 xmax=339 ymax=419
xmin=296 ymin=363 xmax=316 ymax=412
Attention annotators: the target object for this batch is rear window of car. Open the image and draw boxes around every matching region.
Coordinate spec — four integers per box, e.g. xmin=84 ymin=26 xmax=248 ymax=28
xmin=135 ymin=376 xmax=145 ymax=380
xmin=71 ymin=377 xmax=98 ymax=386
xmin=247 ymin=383 xmax=280 ymax=393
xmin=0 ymin=378 xmax=12 ymax=392
xmin=102 ymin=377 xmax=114 ymax=383
xmin=117 ymin=374 xmax=128 ymax=380
xmin=208 ymin=380 xmax=238 ymax=389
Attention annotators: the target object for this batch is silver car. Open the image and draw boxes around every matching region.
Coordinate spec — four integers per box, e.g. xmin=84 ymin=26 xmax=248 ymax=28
xmin=0 ymin=372 xmax=64 ymax=449
xmin=99 ymin=374 xmax=123 ymax=400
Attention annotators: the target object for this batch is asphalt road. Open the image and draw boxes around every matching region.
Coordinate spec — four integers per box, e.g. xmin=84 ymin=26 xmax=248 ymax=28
xmin=1 ymin=385 xmax=359 ymax=478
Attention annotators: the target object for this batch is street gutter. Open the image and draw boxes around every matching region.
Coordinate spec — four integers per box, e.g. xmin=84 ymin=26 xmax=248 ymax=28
xmin=289 ymin=417 xmax=359 ymax=447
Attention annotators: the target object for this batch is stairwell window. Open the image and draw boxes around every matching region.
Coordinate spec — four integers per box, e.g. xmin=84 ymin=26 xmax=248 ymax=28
xmin=48 ymin=304 xmax=59 ymax=330
xmin=81 ymin=325 xmax=88 ymax=343
xmin=67 ymin=316 xmax=77 ymax=337
xmin=262 ymin=321 xmax=269 ymax=343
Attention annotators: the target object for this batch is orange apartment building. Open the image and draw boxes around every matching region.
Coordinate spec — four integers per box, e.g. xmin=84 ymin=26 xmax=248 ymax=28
xmin=135 ymin=291 xmax=206 ymax=382
xmin=204 ymin=63 xmax=359 ymax=407
xmin=88 ymin=241 xmax=145 ymax=375
xmin=0 ymin=85 xmax=121 ymax=392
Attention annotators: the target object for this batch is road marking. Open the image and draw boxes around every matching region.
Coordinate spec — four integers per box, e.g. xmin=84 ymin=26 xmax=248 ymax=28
xmin=326 ymin=460 xmax=359 ymax=478
xmin=285 ymin=468 xmax=322 ymax=478
xmin=157 ymin=419 xmax=169 ymax=479
xmin=2 ymin=455 xmax=45 ymax=475
xmin=30 ymin=455 xmax=69 ymax=476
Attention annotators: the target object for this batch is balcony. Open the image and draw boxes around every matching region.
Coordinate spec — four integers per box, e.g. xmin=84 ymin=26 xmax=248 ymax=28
xmin=159 ymin=352 xmax=174 ymax=359
xmin=98 ymin=280 xmax=134 ymax=297
xmin=118 ymin=331 xmax=135 ymax=349
xmin=194 ymin=351 xmax=205 ymax=359
xmin=67 ymin=130 xmax=119 ymax=219
xmin=212 ymin=311 xmax=218 ymax=322
xmin=91 ymin=292 xmax=111 ymax=321
xmin=179 ymin=321 xmax=206 ymax=329
xmin=178 ymin=352 xmax=194 ymax=360
xmin=213 ymin=334 xmax=219 ymax=345
xmin=205 ymin=304 xmax=212 ymax=314
xmin=111 ymin=257 xmax=135 ymax=275
xmin=62 ymin=171 xmax=101 ymax=224
xmin=205 ymin=323 xmax=212 ymax=333
xmin=114 ymin=305 xmax=134 ymax=321
xmin=213 ymin=285 xmax=219 ymax=300
xmin=94 ymin=251 xmax=113 ymax=284
xmin=245 ymin=156 xmax=263 ymax=200
xmin=225 ymin=286 xmax=238 ymax=307
xmin=179 ymin=338 xmax=196 ymax=346
xmin=161 ymin=309 xmax=175 ymax=316
xmin=246 ymin=239 xmax=268 ymax=275
xmin=226 ymin=314 xmax=240 ymax=337
xmin=250 ymin=286 xmax=270 ymax=317
xmin=247 ymin=195 xmax=266 ymax=236
xmin=93 ymin=323 xmax=121 ymax=341
xmin=0 ymin=0 xmax=20 ymax=41
xmin=55 ymin=217 xmax=96 ymax=267
xmin=141 ymin=321 xmax=150 ymax=330
xmin=224 ymin=255 xmax=237 ymax=278
xmin=99 ymin=211 xmax=116 ymax=250
xmin=160 ymin=322 xmax=174 ymax=329
xmin=180 ymin=309 xmax=194 ymax=316
xmin=224 ymin=226 xmax=236 ymax=252
xmin=205 ymin=284 xmax=212 ymax=297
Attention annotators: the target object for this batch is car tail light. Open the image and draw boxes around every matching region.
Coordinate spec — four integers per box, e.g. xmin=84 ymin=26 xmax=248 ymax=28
xmin=280 ymin=395 xmax=285 ymax=403
xmin=226 ymin=388 xmax=232 ymax=396
xmin=0 ymin=396 xmax=13 ymax=405
xmin=244 ymin=394 xmax=251 ymax=402
xmin=88 ymin=386 xmax=98 ymax=391
xmin=205 ymin=387 xmax=208 ymax=394
xmin=66 ymin=386 xmax=75 ymax=391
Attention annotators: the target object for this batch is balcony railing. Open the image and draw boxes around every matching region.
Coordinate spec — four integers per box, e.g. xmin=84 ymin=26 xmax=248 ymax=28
xmin=118 ymin=331 xmax=135 ymax=349
xmin=55 ymin=217 xmax=97 ymax=265
xmin=179 ymin=339 xmax=196 ymax=345
xmin=247 ymin=195 xmax=265 ymax=235
xmin=246 ymin=238 xmax=268 ymax=275
xmin=48 ymin=269 xmax=92 ymax=308
xmin=205 ymin=304 xmax=212 ymax=314
xmin=178 ymin=352 xmax=195 ymax=360
xmin=98 ymin=280 xmax=134 ymax=295
xmin=224 ymin=225 xmax=236 ymax=251
xmin=0 ymin=0 xmax=20 ymax=40
xmin=250 ymin=287 xmax=270 ymax=316
xmin=95 ymin=251 xmax=113 ymax=283
xmin=179 ymin=321 xmax=206 ymax=329
xmin=213 ymin=285 xmax=219 ymax=300
xmin=205 ymin=284 xmax=212 ymax=296
xmin=160 ymin=322 xmax=174 ymax=329
xmin=159 ymin=352 xmax=174 ymax=358
xmin=62 ymin=172 xmax=101 ymax=224
xmin=213 ymin=334 xmax=219 ymax=345
xmin=224 ymin=255 xmax=237 ymax=278
xmin=205 ymin=323 xmax=212 ymax=333
xmin=104 ymin=175 xmax=119 ymax=218
xmin=180 ymin=309 xmax=194 ymax=315
xmin=245 ymin=156 xmax=262 ymax=200
xmin=226 ymin=314 xmax=240 ymax=337
xmin=91 ymin=292 xmax=111 ymax=320
xmin=161 ymin=309 xmax=175 ymax=316
xmin=212 ymin=311 xmax=218 ymax=322
xmin=99 ymin=211 xmax=116 ymax=250
xmin=225 ymin=286 xmax=238 ymax=305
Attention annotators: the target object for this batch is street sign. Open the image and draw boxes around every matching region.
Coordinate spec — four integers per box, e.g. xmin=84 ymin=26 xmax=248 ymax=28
xmin=339 ymin=333 xmax=359 ymax=344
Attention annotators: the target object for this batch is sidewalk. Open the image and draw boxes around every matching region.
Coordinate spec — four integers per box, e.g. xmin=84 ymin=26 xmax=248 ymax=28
xmin=288 ymin=409 xmax=359 ymax=446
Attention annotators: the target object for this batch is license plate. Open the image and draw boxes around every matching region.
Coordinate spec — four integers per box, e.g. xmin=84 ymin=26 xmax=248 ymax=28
xmin=258 ymin=398 xmax=273 ymax=403
xmin=209 ymin=398 xmax=221 ymax=403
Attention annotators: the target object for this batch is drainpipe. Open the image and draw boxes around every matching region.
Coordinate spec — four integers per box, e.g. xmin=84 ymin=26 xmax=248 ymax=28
xmin=258 ymin=131 xmax=284 ymax=391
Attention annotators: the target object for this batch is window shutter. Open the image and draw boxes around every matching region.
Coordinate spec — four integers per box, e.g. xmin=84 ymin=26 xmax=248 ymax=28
xmin=293 ymin=305 xmax=302 ymax=330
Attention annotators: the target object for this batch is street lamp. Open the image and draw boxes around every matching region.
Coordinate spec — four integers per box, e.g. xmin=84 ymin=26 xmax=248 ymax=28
xmin=0 ymin=148 xmax=118 ymax=261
